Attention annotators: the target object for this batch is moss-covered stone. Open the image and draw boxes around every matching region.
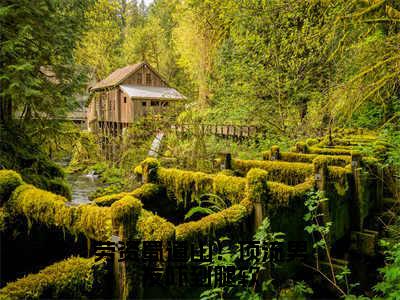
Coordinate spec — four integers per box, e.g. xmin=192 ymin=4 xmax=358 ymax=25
xmin=0 ymin=170 xmax=23 ymax=205
xmin=0 ymin=256 xmax=109 ymax=300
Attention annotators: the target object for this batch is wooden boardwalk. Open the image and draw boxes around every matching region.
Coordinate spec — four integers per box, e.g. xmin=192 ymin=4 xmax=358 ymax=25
xmin=171 ymin=124 xmax=262 ymax=138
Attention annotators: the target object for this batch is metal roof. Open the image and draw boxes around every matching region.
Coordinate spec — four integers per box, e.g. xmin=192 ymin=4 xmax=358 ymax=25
xmin=120 ymin=84 xmax=186 ymax=100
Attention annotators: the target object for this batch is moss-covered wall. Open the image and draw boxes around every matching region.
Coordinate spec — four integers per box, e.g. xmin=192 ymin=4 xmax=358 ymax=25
xmin=0 ymin=256 xmax=110 ymax=299
xmin=232 ymin=159 xmax=313 ymax=185
xmin=7 ymin=184 xmax=112 ymax=241
xmin=157 ymin=167 xmax=246 ymax=207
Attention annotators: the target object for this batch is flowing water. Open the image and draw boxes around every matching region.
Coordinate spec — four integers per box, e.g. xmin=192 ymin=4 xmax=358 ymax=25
xmin=66 ymin=173 xmax=103 ymax=205
xmin=148 ymin=131 xmax=164 ymax=157
xmin=57 ymin=158 xmax=104 ymax=205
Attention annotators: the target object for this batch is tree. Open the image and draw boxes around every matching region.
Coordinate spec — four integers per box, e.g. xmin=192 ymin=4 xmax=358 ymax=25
xmin=0 ymin=0 xmax=92 ymax=123
xmin=74 ymin=0 xmax=123 ymax=79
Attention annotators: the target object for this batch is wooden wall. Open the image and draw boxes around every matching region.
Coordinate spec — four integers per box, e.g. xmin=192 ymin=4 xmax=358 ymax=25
xmin=87 ymin=64 xmax=176 ymax=129
xmin=121 ymin=65 xmax=167 ymax=87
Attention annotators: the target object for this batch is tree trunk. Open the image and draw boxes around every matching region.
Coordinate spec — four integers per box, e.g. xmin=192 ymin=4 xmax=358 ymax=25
xmin=0 ymin=97 xmax=12 ymax=123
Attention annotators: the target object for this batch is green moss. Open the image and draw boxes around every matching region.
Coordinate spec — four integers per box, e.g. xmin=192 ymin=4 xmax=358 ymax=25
xmin=131 ymin=183 xmax=164 ymax=203
xmin=75 ymin=205 xmax=112 ymax=241
xmin=246 ymin=168 xmax=269 ymax=203
xmin=93 ymin=184 xmax=164 ymax=207
xmin=306 ymin=138 xmax=319 ymax=146
xmin=175 ymin=202 xmax=249 ymax=241
xmin=295 ymin=142 xmax=309 ymax=153
xmin=212 ymin=174 xmax=246 ymax=204
xmin=232 ymin=159 xmax=313 ymax=185
xmin=157 ymin=167 xmax=246 ymax=206
xmin=267 ymin=179 xmax=314 ymax=207
xmin=0 ymin=256 xmax=108 ymax=300
xmin=8 ymin=184 xmax=112 ymax=241
xmin=133 ymin=165 xmax=142 ymax=176
xmin=137 ymin=210 xmax=175 ymax=241
xmin=93 ymin=192 xmax=130 ymax=207
xmin=0 ymin=208 xmax=6 ymax=232
xmin=158 ymin=167 xmax=213 ymax=206
xmin=0 ymin=170 xmax=23 ymax=204
xmin=216 ymin=169 xmax=236 ymax=177
xmin=111 ymin=195 xmax=142 ymax=226
xmin=308 ymin=147 xmax=353 ymax=156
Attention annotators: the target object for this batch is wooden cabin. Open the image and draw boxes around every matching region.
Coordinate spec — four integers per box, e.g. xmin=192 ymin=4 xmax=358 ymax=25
xmin=87 ymin=61 xmax=185 ymax=134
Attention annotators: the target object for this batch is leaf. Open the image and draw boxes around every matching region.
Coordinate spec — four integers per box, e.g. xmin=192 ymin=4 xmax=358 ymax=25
xmin=184 ymin=206 xmax=214 ymax=220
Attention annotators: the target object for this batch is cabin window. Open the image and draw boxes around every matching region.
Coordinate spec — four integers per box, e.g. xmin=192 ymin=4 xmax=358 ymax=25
xmin=151 ymin=101 xmax=159 ymax=106
xmin=137 ymin=73 xmax=142 ymax=84
xmin=161 ymin=101 xmax=169 ymax=107
xmin=146 ymin=73 xmax=152 ymax=85
xmin=124 ymin=97 xmax=127 ymax=103
xmin=142 ymin=101 xmax=147 ymax=107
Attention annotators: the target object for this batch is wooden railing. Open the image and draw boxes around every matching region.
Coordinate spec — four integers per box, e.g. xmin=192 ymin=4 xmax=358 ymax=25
xmin=171 ymin=124 xmax=262 ymax=138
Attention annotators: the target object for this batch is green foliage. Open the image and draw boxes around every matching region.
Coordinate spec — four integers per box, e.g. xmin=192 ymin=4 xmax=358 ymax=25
xmin=373 ymin=241 xmax=400 ymax=300
xmin=184 ymin=193 xmax=229 ymax=221
xmin=199 ymin=218 xmax=286 ymax=299
xmin=1 ymin=0 xmax=91 ymax=121
xmin=68 ymin=132 xmax=101 ymax=173
xmin=0 ymin=256 xmax=109 ymax=300
xmin=0 ymin=125 xmax=69 ymax=196
xmin=175 ymin=200 xmax=249 ymax=241
xmin=304 ymin=191 xmax=331 ymax=250
xmin=46 ymin=178 xmax=72 ymax=200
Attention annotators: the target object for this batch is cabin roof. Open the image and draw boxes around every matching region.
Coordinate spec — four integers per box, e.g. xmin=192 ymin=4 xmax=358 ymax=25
xmin=90 ymin=63 xmax=142 ymax=91
xmin=120 ymin=84 xmax=186 ymax=100
xmin=90 ymin=61 xmax=169 ymax=91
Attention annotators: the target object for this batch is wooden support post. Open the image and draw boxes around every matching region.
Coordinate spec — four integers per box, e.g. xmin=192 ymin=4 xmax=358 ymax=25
xmin=351 ymin=152 xmax=363 ymax=231
xmin=270 ymin=146 xmax=281 ymax=161
xmin=111 ymin=225 xmax=126 ymax=299
xmin=217 ymin=152 xmax=232 ymax=170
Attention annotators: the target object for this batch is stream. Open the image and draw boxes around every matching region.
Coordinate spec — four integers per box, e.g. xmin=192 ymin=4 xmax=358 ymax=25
xmin=61 ymin=131 xmax=163 ymax=204
xmin=57 ymin=158 xmax=104 ymax=205
xmin=66 ymin=173 xmax=103 ymax=205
